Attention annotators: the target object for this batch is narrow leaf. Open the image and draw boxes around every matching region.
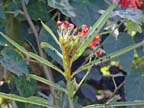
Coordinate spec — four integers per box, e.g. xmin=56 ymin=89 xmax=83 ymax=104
xmin=0 ymin=92 xmax=55 ymax=108
xmin=41 ymin=21 xmax=60 ymax=46
xmin=27 ymin=74 xmax=67 ymax=93
xmin=40 ymin=42 xmax=63 ymax=58
xmin=83 ymin=100 xmax=144 ymax=108
xmin=0 ymin=32 xmax=64 ymax=76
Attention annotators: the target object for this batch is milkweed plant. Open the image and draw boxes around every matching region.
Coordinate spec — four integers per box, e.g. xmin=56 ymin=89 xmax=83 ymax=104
xmin=0 ymin=0 xmax=144 ymax=108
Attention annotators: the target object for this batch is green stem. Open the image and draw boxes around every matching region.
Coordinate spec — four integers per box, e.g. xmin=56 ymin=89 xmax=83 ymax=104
xmin=68 ymin=94 xmax=74 ymax=108
xmin=83 ymin=100 xmax=144 ymax=108
xmin=66 ymin=80 xmax=75 ymax=108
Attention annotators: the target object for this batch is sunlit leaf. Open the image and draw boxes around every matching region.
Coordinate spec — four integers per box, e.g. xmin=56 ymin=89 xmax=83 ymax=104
xmin=0 ymin=92 xmax=55 ymax=108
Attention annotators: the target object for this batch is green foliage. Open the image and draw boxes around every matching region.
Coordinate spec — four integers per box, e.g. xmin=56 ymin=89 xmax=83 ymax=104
xmin=15 ymin=76 xmax=37 ymax=97
xmin=103 ymin=33 xmax=134 ymax=71
xmin=48 ymin=0 xmax=76 ymax=17
xmin=0 ymin=48 xmax=29 ymax=76
xmin=0 ymin=92 xmax=54 ymax=108
xmin=0 ymin=5 xmax=5 ymax=20
xmin=71 ymin=3 xmax=117 ymax=62
xmin=27 ymin=74 xmax=67 ymax=93
xmin=40 ymin=20 xmax=63 ymax=65
xmin=125 ymin=70 xmax=144 ymax=101
xmin=81 ymin=84 xmax=96 ymax=102
xmin=70 ymin=0 xmax=108 ymax=26
xmin=0 ymin=0 xmax=144 ymax=108
xmin=0 ymin=32 xmax=64 ymax=76
xmin=5 ymin=0 xmax=21 ymax=11
xmin=125 ymin=20 xmax=142 ymax=37
xmin=27 ymin=0 xmax=49 ymax=20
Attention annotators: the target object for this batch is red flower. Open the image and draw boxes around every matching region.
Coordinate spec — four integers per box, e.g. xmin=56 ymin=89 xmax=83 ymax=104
xmin=57 ymin=21 xmax=63 ymax=27
xmin=119 ymin=0 xmax=130 ymax=7
xmin=88 ymin=42 xmax=96 ymax=48
xmin=56 ymin=21 xmax=74 ymax=29
xmin=118 ymin=0 xmax=144 ymax=8
xmin=96 ymin=49 xmax=103 ymax=56
xmin=78 ymin=24 xmax=89 ymax=38
xmin=88 ymin=35 xmax=101 ymax=48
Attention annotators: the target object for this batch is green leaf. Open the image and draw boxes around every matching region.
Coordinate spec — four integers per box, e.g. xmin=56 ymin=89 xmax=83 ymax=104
xmin=40 ymin=42 xmax=62 ymax=58
xmin=0 ymin=92 xmax=55 ymax=108
xmin=0 ymin=32 xmax=64 ymax=76
xmin=125 ymin=70 xmax=144 ymax=101
xmin=80 ymin=84 xmax=96 ymax=101
xmin=15 ymin=76 xmax=37 ymax=97
xmin=27 ymin=0 xmax=49 ymax=20
xmin=0 ymin=48 xmax=29 ymax=76
xmin=48 ymin=0 xmax=76 ymax=17
xmin=41 ymin=21 xmax=60 ymax=46
xmin=71 ymin=3 xmax=117 ymax=62
xmin=39 ymin=21 xmax=63 ymax=66
xmin=82 ymin=100 xmax=144 ymax=108
xmin=6 ymin=0 xmax=21 ymax=11
xmin=71 ymin=0 xmax=108 ymax=26
xmin=29 ymin=52 xmax=64 ymax=75
xmin=0 ymin=5 xmax=6 ymax=20
xmin=27 ymin=74 xmax=67 ymax=93
xmin=103 ymin=33 xmax=134 ymax=72
xmin=125 ymin=21 xmax=142 ymax=37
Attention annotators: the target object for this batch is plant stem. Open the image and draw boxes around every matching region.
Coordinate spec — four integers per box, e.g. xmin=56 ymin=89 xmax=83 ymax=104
xmin=68 ymin=94 xmax=74 ymax=108
xmin=66 ymin=80 xmax=74 ymax=108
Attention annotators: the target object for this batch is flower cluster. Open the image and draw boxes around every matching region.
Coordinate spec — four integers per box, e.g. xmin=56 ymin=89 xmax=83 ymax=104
xmin=57 ymin=21 xmax=74 ymax=29
xmin=78 ymin=24 xmax=101 ymax=48
xmin=57 ymin=21 xmax=75 ymax=46
xmin=57 ymin=21 xmax=103 ymax=57
xmin=118 ymin=0 xmax=144 ymax=8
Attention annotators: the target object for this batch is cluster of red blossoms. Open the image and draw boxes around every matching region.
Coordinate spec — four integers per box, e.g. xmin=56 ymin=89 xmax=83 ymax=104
xmin=57 ymin=21 xmax=101 ymax=48
xmin=78 ymin=24 xmax=103 ymax=56
xmin=57 ymin=21 xmax=103 ymax=55
xmin=78 ymin=24 xmax=101 ymax=48
xmin=118 ymin=0 xmax=144 ymax=8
